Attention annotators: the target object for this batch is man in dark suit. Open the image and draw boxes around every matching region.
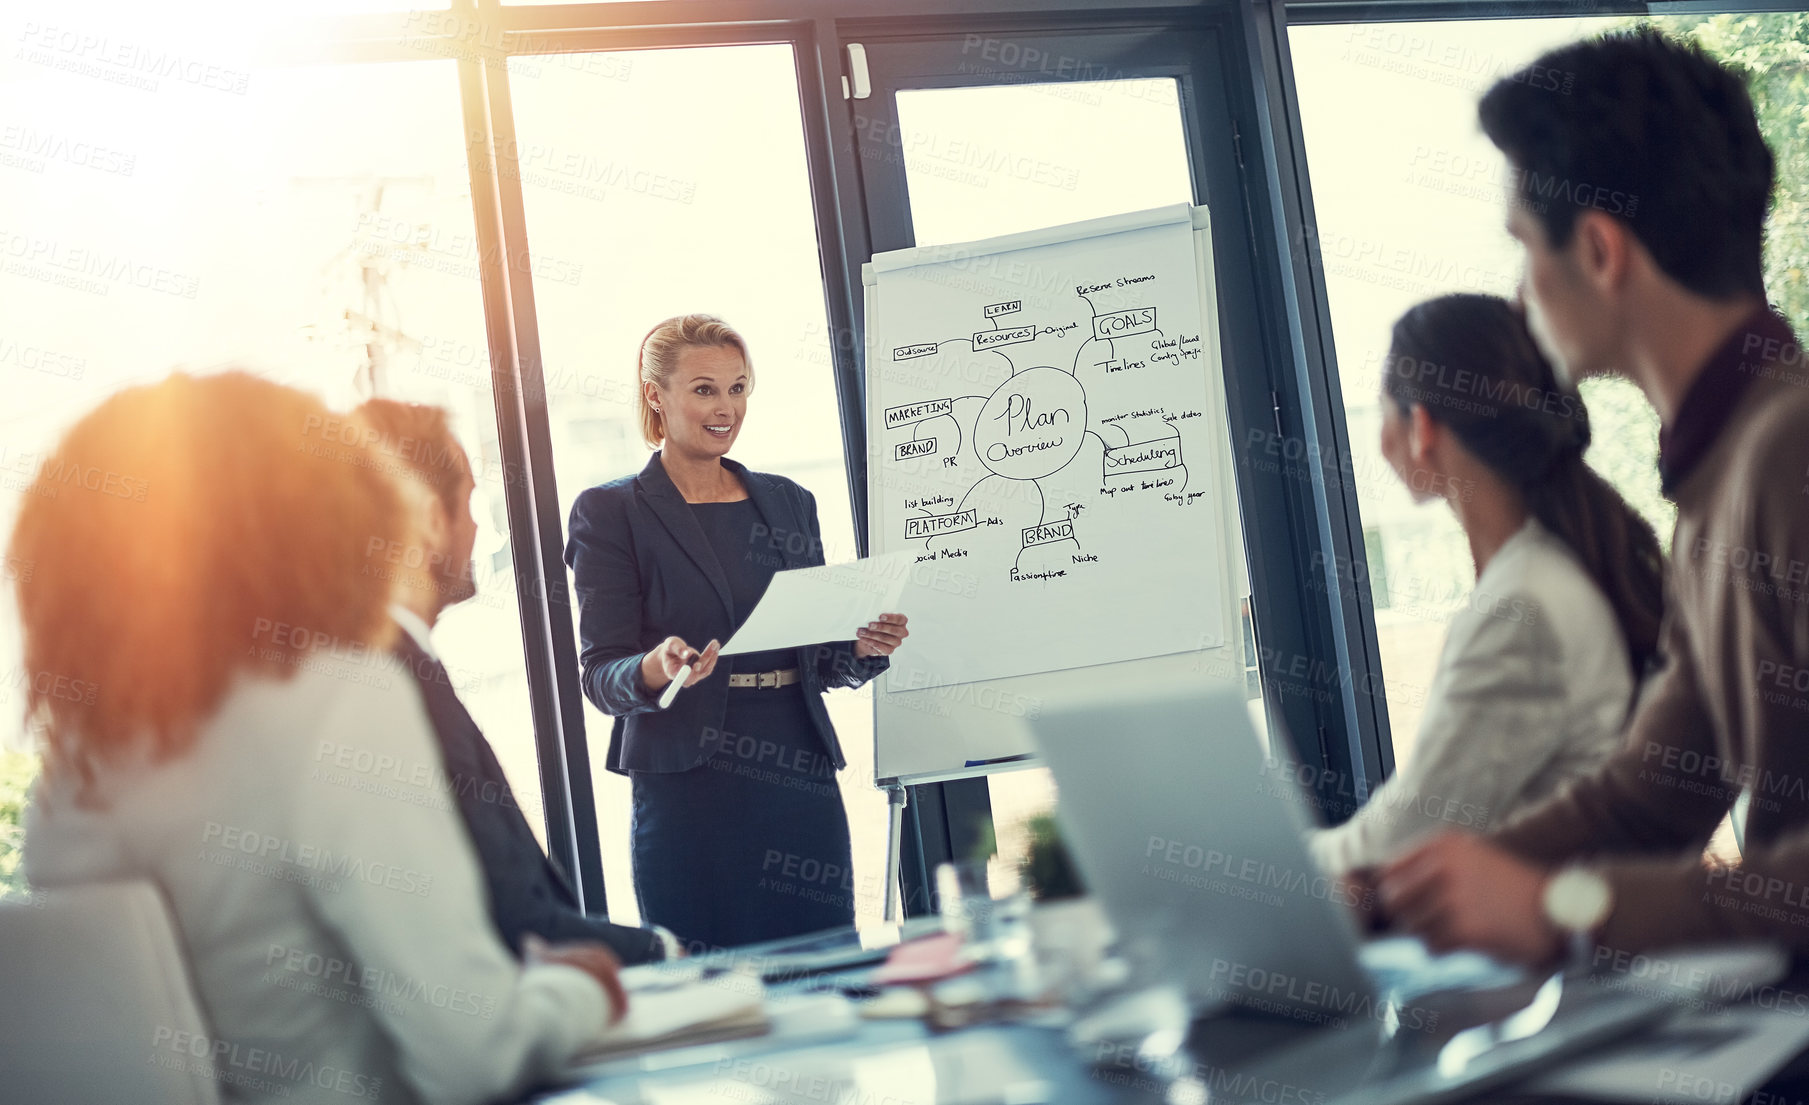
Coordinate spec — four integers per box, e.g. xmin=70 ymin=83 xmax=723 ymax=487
xmin=356 ymin=399 xmax=670 ymax=965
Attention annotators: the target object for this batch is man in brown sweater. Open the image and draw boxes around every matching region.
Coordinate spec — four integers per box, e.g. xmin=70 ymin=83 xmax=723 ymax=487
xmin=1378 ymin=28 xmax=1809 ymax=963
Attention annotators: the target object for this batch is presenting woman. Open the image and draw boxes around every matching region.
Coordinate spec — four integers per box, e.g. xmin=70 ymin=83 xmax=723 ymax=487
xmin=566 ymin=314 xmax=908 ymax=951
xmin=1311 ymin=294 xmax=1665 ymax=875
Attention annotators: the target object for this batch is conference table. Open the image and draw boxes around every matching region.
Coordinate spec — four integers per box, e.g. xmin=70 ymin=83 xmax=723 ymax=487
xmin=534 ymin=909 xmax=1809 ymax=1105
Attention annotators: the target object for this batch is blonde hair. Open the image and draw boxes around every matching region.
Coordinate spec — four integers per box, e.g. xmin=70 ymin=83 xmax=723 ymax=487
xmin=8 ymin=371 xmax=404 ymax=787
xmin=636 ymin=314 xmax=753 ymax=449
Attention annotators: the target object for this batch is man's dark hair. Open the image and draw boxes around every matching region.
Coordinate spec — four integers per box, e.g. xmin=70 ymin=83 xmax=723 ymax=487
xmin=354 ymin=398 xmax=472 ymax=517
xmin=1479 ymin=26 xmax=1774 ymax=300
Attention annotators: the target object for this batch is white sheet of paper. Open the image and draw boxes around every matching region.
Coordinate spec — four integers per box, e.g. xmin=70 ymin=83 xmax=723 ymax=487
xmin=572 ymin=972 xmax=768 ymax=1062
xmin=721 ymin=552 xmax=916 ymax=656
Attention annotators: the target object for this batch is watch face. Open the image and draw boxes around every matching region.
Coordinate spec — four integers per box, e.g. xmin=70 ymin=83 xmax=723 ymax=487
xmin=1546 ymin=868 xmax=1612 ymax=933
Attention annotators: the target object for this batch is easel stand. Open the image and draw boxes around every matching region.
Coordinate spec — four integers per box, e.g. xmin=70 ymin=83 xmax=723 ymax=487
xmin=882 ymin=783 xmax=909 ymax=923
xmin=877 ymin=756 xmax=1039 ymax=924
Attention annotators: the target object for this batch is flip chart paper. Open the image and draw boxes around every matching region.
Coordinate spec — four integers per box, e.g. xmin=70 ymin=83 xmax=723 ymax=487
xmin=866 ymin=203 xmax=1228 ymax=693
xmin=720 ymin=552 xmax=916 ymax=656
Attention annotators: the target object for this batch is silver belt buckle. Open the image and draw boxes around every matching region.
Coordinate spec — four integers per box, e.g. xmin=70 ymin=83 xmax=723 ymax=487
xmin=758 ymin=671 xmax=778 ymax=688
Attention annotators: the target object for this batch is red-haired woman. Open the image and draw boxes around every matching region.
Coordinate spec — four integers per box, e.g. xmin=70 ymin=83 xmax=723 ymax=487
xmin=16 ymin=372 xmax=624 ymax=1105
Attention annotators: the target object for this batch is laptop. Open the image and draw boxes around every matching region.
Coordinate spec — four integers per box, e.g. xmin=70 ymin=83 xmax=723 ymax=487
xmin=1028 ymin=684 xmax=1718 ymax=1104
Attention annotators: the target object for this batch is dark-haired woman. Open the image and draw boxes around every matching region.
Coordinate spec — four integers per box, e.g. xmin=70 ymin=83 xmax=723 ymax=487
xmin=1312 ymin=294 xmax=1665 ymax=875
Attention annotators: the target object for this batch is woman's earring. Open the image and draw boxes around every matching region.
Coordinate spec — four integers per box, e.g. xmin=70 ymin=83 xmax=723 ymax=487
xmin=652 ymin=405 xmax=661 ymax=413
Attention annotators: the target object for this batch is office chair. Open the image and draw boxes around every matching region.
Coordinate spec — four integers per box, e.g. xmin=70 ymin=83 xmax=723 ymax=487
xmin=0 ymin=880 xmax=220 ymax=1105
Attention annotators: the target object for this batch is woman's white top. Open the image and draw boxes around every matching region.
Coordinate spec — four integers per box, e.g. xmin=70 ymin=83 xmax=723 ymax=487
xmin=25 ymin=663 xmax=607 ymax=1105
xmin=1310 ymin=518 xmax=1634 ymax=874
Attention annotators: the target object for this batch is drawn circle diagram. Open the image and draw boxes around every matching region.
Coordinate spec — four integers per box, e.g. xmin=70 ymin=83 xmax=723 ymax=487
xmin=974 ymin=366 xmax=1088 ymax=481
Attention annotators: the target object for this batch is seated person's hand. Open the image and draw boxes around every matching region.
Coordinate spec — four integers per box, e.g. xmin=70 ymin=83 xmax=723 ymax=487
xmin=524 ymin=934 xmax=629 ymax=1025
xmin=1378 ymin=832 xmax=1561 ymax=965
xmin=854 ymin=612 xmax=909 ymax=659
xmin=641 ymin=636 xmax=720 ymax=694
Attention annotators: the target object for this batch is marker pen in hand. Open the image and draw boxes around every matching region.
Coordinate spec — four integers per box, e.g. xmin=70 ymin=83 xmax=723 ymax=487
xmin=657 ymin=654 xmax=695 ymax=710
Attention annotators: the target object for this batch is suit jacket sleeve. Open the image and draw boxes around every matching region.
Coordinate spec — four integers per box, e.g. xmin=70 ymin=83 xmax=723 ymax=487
xmin=796 ymin=484 xmax=890 ymax=690
xmin=450 ymin=710 xmax=663 ymax=965
xmin=519 ymin=900 xmax=664 ymax=963
xmin=566 ymin=487 xmax=660 ymax=716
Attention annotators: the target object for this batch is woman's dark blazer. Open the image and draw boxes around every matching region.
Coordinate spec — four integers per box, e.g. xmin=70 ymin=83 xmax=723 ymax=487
xmin=564 ymin=452 xmax=889 ymax=775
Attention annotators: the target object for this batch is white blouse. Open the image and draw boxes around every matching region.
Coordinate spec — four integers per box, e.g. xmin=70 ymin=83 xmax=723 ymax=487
xmin=1311 ymin=518 xmax=1635 ymax=874
xmin=25 ymin=662 xmax=607 ymax=1105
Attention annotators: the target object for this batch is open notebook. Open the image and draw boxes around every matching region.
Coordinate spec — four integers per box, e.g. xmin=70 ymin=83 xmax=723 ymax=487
xmin=573 ymin=969 xmax=770 ymax=1062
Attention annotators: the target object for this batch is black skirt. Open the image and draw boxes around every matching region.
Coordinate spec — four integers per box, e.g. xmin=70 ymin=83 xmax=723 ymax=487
xmin=629 ymin=683 xmax=854 ymax=950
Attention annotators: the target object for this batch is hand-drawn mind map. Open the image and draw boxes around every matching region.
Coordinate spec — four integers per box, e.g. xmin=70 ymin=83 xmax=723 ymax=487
xmin=878 ymin=274 xmax=1216 ymax=583
xmin=868 ymin=212 xmax=1230 ymax=703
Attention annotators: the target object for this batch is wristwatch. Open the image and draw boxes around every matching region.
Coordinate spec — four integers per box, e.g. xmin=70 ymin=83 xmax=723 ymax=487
xmin=1542 ymin=865 xmax=1613 ymax=965
xmin=650 ymin=924 xmax=684 ymax=961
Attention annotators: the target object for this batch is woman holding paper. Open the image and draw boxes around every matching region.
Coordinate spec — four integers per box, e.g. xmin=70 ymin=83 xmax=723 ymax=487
xmin=565 ymin=313 xmax=908 ymax=950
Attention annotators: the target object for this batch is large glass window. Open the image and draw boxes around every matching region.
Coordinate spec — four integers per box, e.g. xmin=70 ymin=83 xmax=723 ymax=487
xmin=0 ymin=44 xmax=543 ymax=888
xmin=504 ymin=44 xmax=871 ymax=925
xmin=1291 ymin=17 xmax=1632 ymax=769
xmin=1289 ymin=13 xmax=1808 ymax=856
